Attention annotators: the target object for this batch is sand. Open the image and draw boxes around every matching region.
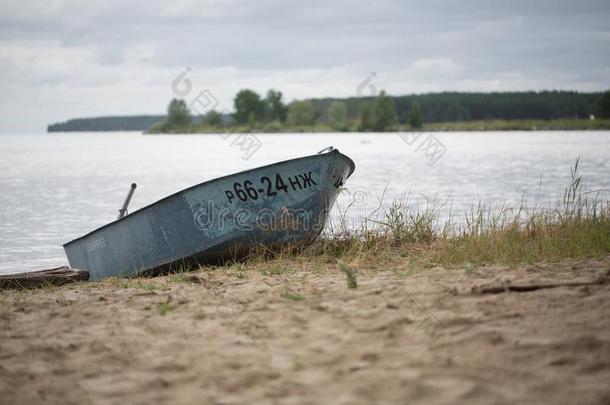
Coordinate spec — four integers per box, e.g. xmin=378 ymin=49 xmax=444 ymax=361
xmin=1 ymin=256 xmax=610 ymax=405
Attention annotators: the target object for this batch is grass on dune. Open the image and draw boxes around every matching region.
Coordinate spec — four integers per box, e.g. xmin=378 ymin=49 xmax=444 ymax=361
xmin=234 ymin=158 xmax=610 ymax=273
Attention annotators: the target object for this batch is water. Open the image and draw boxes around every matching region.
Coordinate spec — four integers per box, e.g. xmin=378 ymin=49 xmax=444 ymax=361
xmin=1 ymin=131 xmax=609 ymax=275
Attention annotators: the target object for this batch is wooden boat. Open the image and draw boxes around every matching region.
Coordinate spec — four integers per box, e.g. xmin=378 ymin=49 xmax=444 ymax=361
xmin=63 ymin=147 xmax=355 ymax=280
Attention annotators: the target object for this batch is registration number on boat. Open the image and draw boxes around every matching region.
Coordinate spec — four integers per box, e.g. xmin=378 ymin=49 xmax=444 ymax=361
xmin=224 ymin=172 xmax=317 ymax=203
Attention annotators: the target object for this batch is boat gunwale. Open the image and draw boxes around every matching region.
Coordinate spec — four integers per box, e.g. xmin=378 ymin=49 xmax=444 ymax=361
xmin=63 ymin=149 xmax=355 ymax=247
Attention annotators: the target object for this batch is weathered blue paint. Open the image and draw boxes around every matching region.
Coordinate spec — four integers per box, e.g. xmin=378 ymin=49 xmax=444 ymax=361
xmin=63 ymin=149 xmax=355 ymax=280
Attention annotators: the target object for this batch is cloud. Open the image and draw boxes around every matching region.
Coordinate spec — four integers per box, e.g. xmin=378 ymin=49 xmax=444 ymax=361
xmin=0 ymin=0 xmax=609 ymax=132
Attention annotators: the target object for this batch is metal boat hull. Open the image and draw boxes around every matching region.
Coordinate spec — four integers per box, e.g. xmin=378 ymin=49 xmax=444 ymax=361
xmin=63 ymin=149 xmax=355 ymax=280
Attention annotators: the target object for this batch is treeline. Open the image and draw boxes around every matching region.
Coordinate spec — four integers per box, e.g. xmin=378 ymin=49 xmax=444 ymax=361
xmin=152 ymin=90 xmax=609 ymax=133
xmin=310 ymin=91 xmax=609 ymax=123
xmin=48 ymin=115 xmax=166 ymax=132
xmin=150 ymin=89 xmax=414 ymax=133
xmin=48 ymin=91 xmax=610 ymax=132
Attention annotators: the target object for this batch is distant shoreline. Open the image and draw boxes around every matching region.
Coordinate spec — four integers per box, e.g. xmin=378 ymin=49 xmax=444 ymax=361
xmin=46 ymin=118 xmax=610 ymax=134
xmin=145 ymin=119 xmax=610 ymax=134
xmin=47 ymin=90 xmax=610 ymax=133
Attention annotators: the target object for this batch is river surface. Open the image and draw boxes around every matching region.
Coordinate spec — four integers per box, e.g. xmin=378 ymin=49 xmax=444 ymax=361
xmin=1 ymin=131 xmax=609 ymax=274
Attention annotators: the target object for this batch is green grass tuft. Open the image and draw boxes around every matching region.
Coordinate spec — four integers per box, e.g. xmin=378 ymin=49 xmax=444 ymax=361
xmin=158 ymin=302 xmax=171 ymax=315
xmin=339 ymin=263 xmax=358 ymax=289
xmin=282 ymin=290 xmax=305 ymax=301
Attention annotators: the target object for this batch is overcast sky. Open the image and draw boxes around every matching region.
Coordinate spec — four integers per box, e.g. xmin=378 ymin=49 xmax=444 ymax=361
xmin=1 ymin=0 xmax=609 ymax=132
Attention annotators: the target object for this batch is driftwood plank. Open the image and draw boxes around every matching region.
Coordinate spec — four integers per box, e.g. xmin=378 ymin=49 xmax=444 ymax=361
xmin=472 ymin=271 xmax=609 ymax=295
xmin=0 ymin=266 xmax=89 ymax=290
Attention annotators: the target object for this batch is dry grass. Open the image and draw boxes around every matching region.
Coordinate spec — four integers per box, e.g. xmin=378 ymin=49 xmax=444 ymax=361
xmin=223 ymin=159 xmax=609 ymax=274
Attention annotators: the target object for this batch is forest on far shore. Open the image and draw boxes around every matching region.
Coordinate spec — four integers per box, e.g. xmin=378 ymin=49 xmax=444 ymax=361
xmin=47 ymin=90 xmax=610 ymax=132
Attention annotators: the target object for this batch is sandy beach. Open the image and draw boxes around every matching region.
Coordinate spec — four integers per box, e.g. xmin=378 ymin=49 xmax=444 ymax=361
xmin=1 ymin=255 xmax=609 ymax=404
